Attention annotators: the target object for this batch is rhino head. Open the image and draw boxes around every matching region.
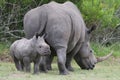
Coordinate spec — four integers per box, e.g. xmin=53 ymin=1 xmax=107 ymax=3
xmin=32 ymin=33 xmax=51 ymax=56
xmin=74 ymin=25 xmax=112 ymax=70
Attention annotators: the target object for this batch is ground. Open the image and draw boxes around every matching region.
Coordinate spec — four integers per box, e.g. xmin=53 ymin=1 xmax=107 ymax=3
xmin=0 ymin=57 xmax=120 ymax=80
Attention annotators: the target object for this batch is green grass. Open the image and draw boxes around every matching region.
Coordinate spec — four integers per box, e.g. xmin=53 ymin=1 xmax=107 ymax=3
xmin=0 ymin=58 xmax=120 ymax=80
xmin=91 ymin=42 xmax=120 ymax=57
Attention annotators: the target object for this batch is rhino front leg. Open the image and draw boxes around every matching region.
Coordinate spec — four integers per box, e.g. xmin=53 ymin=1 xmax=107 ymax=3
xmin=66 ymin=54 xmax=74 ymax=71
xmin=23 ymin=57 xmax=31 ymax=72
xmin=56 ymin=48 xmax=69 ymax=75
xmin=39 ymin=56 xmax=48 ymax=73
xmin=34 ymin=57 xmax=40 ymax=74
xmin=66 ymin=41 xmax=82 ymax=71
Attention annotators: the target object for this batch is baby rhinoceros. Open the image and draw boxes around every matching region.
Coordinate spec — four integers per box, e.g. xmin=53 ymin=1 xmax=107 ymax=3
xmin=10 ymin=33 xmax=51 ymax=74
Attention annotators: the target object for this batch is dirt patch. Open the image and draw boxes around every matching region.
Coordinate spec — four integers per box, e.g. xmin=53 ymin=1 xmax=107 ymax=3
xmin=9 ymin=73 xmax=26 ymax=77
xmin=0 ymin=54 xmax=13 ymax=62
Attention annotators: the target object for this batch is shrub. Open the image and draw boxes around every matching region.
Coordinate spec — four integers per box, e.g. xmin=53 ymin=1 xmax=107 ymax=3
xmin=0 ymin=0 xmax=120 ymax=44
xmin=77 ymin=0 xmax=120 ymax=44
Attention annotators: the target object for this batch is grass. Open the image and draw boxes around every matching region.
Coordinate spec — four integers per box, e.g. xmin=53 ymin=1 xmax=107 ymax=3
xmin=0 ymin=58 xmax=120 ymax=80
xmin=91 ymin=42 xmax=120 ymax=57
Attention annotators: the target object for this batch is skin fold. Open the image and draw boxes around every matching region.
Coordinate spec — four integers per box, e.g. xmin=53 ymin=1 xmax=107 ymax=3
xmin=10 ymin=34 xmax=51 ymax=74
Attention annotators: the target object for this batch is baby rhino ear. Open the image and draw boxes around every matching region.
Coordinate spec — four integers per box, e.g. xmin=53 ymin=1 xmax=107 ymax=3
xmin=35 ymin=32 xmax=40 ymax=39
xmin=41 ymin=34 xmax=46 ymax=39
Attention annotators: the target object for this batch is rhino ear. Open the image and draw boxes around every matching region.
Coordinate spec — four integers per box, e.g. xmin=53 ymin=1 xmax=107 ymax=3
xmin=35 ymin=32 xmax=40 ymax=39
xmin=88 ymin=24 xmax=97 ymax=34
xmin=41 ymin=33 xmax=46 ymax=39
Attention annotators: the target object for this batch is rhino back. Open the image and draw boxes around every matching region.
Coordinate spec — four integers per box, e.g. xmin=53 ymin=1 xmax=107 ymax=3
xmin=24 ymin=5 xmax=48 ymax=39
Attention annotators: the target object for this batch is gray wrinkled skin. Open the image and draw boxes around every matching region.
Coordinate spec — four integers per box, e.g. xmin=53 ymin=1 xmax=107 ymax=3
xmin=74 ymin=29 xmax=97 ymax=70
xmin=10 ymin=34 xmax=51 ymax=74
xmin=24 ymin=1 xmax=97 ymax=75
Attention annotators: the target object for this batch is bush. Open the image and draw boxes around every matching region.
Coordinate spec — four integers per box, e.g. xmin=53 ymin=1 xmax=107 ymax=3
xmin=0 ymin=0 xmax=80 ymax=43
xmin=77 ymin=0 xmax=120 ymax=44
xmin=0 ymin=0 xmax=120 ymax=44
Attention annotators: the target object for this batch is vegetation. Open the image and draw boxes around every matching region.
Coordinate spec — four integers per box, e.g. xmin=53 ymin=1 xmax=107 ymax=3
xmin=0 ymin=0 xmax=120 ymax=44
xmin=0 ymin=58 xmax=120 ymax=80
xmin=77 ymin=0 xmax=120 ymax=44
xmin=91 ymin=42 xmax=120 ymax=57
xmin=77 ymin=0 xmax=120 ymax=28
xmin=0 ymin=43 xmax=9 ymax=55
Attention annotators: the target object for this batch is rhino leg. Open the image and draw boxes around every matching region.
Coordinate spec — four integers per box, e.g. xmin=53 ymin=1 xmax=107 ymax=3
xmin=45 ymin=47 xmax=56 ymax=70
xmin=23 ymin=57 xmax=31 ymax=72
xmin=56 ymin=48 xmax=69 ymax=75
xmin=66 ymin=54 xmax=74 ymax=71
xmin=66 ymin=40 xmax=82 ymax=71
xmin=33 ymin=57 xmax=40 ymax=74
xmin=39 ymin=63 xmax=48 ymax=73
xmin=20 ymin=60 xmax=24 ymax=71
xmin=13 ymin=57 xmax=22 ymax=71
xmin=39 ymin=56 xmax=48 ymax=73
xmin=46 ymin=55 xmax=54 ymax=70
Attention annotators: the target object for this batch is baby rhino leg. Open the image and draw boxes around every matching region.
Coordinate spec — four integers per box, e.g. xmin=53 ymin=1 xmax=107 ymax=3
xmin=33 ymin=57 xmax=40 ymax=74
xmin=20 ymin=60 xmax=24 ymax=71
xmin=23 ymin=57 xmax=31 ymax=72
xmin=39 ymin=56 xmax=48 ymax=73
xmin=13 ymin=57 xmax=22 ymax=71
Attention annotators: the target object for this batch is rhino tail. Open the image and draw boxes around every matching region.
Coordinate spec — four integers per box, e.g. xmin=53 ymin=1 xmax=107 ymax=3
xmin=38 ymin=6 xmax=48 ymax=36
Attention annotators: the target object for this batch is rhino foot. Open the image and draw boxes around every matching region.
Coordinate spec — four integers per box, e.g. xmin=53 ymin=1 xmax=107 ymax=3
xmin=46 ymin=65 xmax=52 ymax=70
xmin=59 ymin=70 xmax=69 ymax=75
xmin=67 ymin=66 xmax=74 ymax=71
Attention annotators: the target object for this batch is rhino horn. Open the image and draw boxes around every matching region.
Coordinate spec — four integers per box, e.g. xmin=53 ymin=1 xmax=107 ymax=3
xmin=96 ymin=51 xmax=113 ymax=63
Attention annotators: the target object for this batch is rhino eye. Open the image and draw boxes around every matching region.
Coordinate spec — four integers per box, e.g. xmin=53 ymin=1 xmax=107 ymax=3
xmin=90 ymin=50 xmax=92 ymax=53
xmin=39 ymin=46 xmax=42 ymax=48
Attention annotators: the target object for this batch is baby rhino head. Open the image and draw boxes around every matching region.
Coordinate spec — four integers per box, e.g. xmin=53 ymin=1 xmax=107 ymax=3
xmin=32 ymin=33 xmax=51 ymax=56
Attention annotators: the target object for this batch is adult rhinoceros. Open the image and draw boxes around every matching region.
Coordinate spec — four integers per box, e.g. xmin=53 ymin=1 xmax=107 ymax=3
xmin=23 ymin=1 xmax=112 ymax=75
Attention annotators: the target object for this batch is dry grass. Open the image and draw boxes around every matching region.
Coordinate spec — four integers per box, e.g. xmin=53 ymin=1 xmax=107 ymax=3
xmin=0 ymin=57 xmax=120 ymax=80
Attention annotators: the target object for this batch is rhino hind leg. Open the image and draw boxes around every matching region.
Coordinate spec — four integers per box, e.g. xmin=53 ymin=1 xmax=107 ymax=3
xmin=46 ymin=55 xmax=54 ymax=70
xmin=45 ymin=47 xmax=56 ymax=70
xmin=56 ymin=48 xmax=69 ymax=75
